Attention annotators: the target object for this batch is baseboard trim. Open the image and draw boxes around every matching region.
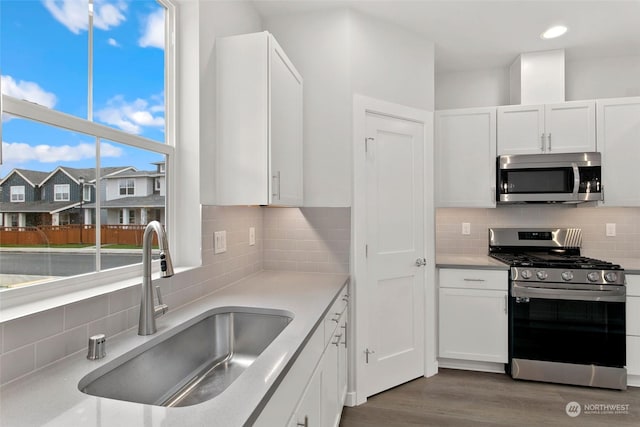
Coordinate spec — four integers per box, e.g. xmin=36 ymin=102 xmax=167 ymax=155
xmin=344 ymin=391 xmax=358 ymax=407
xmin=438 ymin=358 xmax=506 ymax=374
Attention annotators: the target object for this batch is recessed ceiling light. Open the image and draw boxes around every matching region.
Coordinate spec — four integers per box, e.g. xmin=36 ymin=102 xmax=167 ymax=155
xmin=541 ymin=25 xmax=568 ymax=40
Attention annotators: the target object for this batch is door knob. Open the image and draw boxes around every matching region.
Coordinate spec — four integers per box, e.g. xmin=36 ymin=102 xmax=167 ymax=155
xmin=415 ymin=257 xmax=427 ymax=267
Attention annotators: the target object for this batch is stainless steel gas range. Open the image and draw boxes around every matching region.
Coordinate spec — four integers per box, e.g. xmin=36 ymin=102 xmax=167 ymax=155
xmin=489 ymin=228 xmax=627 ymax=390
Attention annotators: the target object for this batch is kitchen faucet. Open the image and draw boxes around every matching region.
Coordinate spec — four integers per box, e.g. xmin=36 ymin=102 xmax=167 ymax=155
xmin=138 ymin=221 xmax=174 ymax=336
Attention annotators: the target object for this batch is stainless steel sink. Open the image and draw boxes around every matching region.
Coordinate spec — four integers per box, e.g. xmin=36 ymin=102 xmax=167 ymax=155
xmin=78 ymin=309 xmax=292 ymax=407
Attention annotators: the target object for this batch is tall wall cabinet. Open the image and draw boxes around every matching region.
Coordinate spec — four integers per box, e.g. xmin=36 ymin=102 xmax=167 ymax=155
xmin=435 ymin=107 xmax=497 ymax=208
xmin=215 ymin=31 xmax=303 ymax=206
xmin=596 ymin=96 xmax=640 ymax=206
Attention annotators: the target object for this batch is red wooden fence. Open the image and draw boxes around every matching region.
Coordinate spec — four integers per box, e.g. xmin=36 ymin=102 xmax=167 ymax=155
xmin=0 ymin=225 xmax=157 ymax=247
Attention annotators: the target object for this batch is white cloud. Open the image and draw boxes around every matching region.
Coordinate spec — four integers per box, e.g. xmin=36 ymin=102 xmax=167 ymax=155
xmin=1 ymin=141 xmax=122 ymax=164
xmin=107 ymin=37 xmax=119 ymax=47
xmin=42 ymin=0 xmax=127 ymax=34
xmin=138 ymin=8 xmax=164 ymax=49
xmin=1 ymin=75 xmax=57 ymax=108
xmin=95 ymin=95 xmax=164 ymax=135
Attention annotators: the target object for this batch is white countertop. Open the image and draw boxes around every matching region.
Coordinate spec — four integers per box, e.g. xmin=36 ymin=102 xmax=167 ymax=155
xmin=436 ymin=254 xmax=509 ymax=270
xmin=0 ymin=271 xmax=349 ymax=427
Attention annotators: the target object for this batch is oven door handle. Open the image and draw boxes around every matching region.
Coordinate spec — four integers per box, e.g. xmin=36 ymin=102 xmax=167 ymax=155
xmin=512 ymin=283 xmax=626 ymax=302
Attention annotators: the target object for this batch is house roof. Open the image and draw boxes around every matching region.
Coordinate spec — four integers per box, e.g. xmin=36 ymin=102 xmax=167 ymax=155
xmin=84 ymin=194 xmax=165 ymax=209
xmin=105 ymin=169 xmax=163 ymax=179
xmin=40 ymin=166 xmax=135 ymax=186
xmin=0 ymin=201 xmax=79 ymax=214
xmin=0 ymin=169 xmax=49 ymax=187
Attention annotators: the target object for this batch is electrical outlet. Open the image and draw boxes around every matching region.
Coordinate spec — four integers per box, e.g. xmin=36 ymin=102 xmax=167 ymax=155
xmin=606 ymin=223 xmax=616 ymax=237
xmin=214 ymin=230 xmax=227 ymax=254
xmin=249 ymin=227 xmax=256 ymax=246
xmin=462 ymin=222 xmax=471 ymax=235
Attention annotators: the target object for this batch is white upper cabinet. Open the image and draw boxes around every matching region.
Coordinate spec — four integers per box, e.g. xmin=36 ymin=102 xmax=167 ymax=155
xmin=597 ymin=96 xmax=640 ymax=206
xmin=435 ymin=107 xmax=497 ymax=208
xmin=215 ymin=31 xmax=303 ymax=206
xmin=497 ymin=100 xmax=596 ymax=155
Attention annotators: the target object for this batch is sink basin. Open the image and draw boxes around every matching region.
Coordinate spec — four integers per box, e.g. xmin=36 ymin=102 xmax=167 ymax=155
xmin=78 ymin=308 xmax=292 ymax=407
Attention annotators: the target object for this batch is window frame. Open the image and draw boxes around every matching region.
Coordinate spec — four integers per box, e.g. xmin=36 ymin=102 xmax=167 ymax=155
xmin=119 ymin=178 xmax=135 ymax=196
xmin=54 ymin=184 xmax=70 ymax=201
xmin=10 ymin=185 xmax=25 ymax=202
xmin=0 ymin=0 xmax=181 ymax=315
xmin=83 ymin=184 xmax=91 ymax=202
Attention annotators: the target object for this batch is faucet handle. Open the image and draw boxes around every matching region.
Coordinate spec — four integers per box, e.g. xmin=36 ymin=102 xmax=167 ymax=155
xmin=155 ymin=285 xmax=164 ymax=305
xmin=154 ymin=286 xmax=169 ymax=317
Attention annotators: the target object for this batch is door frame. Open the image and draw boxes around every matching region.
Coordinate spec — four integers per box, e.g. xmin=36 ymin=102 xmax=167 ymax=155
xmin=350 ymin=95 xmax=436 ymax=406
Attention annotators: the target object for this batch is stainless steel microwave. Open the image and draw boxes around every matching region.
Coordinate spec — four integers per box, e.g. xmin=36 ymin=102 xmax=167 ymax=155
xmin=497 ymin=152 xmax=602 ymax=203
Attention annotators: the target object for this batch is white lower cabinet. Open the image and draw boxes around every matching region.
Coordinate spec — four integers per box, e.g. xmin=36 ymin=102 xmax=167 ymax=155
xmin=255 ymin=286 xmax=349 ymax=426
xmin=438 ymin=268 xmax=508 ymax=369
xmin=626 ymin=275 xmax=640 ymax=386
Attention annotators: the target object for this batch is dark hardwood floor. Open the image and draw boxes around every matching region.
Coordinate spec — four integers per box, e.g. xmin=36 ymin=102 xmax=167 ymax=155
xmin=339 ymin=369 xmax=640 ymax=427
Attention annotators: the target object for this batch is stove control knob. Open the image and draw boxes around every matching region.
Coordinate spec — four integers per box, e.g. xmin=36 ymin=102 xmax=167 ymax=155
xmin=587 ymin=272 xmax=601 ymax=282
xmin=536 ymin=270 xmax=548 ymax=280
xmin=520 ymin=269 xmax=532 ymax=279
xmin=604 ymin=272 xmax=619 ymax=283
xmin=561 ymin=271 xmax=574 ymax=281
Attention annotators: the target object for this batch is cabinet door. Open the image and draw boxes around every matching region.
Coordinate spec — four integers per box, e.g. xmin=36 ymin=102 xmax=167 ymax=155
xmin=270 ymin=36 xmax=303 ymax=206
xmin=322 ymin=329 xmax=340 ymax=427
xmin=435 ymin=108 xmax=496 ymax=207
xmin=288 ymin=366 xmax=323 ymax=427
xmin=438 ymin=288 xmax=508 ymax=363
xmin=337 ymin=314 xmax=348 ymax=407
xmin=497 ymin=105 xmax=545 ymax=155
xmin=597 ymin=97 xmax=640 ymax=206
xmin=544 ymin=101 xmax=596 ymax=153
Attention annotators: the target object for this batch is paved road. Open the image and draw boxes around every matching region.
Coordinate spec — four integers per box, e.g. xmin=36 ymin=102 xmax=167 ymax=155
xmin=0 ymin=251 xmax=143 ymax=276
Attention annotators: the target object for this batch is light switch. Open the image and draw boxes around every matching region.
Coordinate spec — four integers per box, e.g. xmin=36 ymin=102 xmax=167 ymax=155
xmin=462 ymin=222 xmax=471 ymax=235
xmin=214 ymin=231 xmax=227 ymax=254
xmin=606 ymin=223 xmax=616 ymax=237
xmin=249 ymin=227 xmax=256 ymax=246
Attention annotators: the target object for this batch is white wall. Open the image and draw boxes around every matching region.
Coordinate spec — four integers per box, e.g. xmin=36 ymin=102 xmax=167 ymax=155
xmin=265 ymin=8 xmax=435 ymax=207
xmin=435 ymin=67 xmax=509 ymax=110
xmin=435 ymin=54 xmax=640 ymax=110
xmin=349 ymin=11 xmax=435 ymax=112
xmin=566 ymin=55 xmax=640 ymax=100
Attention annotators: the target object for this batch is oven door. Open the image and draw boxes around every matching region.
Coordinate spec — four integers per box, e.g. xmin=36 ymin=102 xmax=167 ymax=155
xmin=510 ymin=281 xmax=626 ymax=368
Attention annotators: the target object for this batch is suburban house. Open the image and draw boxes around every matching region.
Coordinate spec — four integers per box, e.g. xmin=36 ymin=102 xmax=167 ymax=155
xmin=0 ymin=165 xmax=153 ymax=228
xmin=86 ymin=162 xmax=166 ymax=226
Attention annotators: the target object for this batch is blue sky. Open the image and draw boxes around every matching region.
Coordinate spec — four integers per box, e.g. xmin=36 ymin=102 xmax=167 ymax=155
xmin=0 ymin=0 xmax=166 ymax=178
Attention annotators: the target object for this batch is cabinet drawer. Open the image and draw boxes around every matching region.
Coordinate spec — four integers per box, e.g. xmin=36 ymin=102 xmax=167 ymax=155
xmin=627 ymin=275 xmax=640 ymax=297
xmin=628 ymin=336 xmax=640 ymax=376
xmin=439 ymin=268 xmax=508 ymax=291
xmin=324 ymin=286 xmax=349 ymax=346
xmin=627 ymin=296 xmax=640 ymax=336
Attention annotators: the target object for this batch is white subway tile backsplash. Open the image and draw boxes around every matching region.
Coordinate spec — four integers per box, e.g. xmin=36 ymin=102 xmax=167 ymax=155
xmin=3 ymin=308 xmax=64 ymax=352
xmin=436 ymin=206 xmax=640 ymax=260
xmin=64 ymin=295 xmax=109 ymax=330
xmin=0 ymin=345 xmax=35 ymax=384
xmin=35 ymin=326 xmax=86 ymax=368
xmin=108 ymin=287 xmax=140 ymax=314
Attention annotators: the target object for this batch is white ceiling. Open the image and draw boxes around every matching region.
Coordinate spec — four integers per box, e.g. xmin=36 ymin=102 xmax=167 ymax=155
xmin=251 ymin=0 xmax=640 ymax=72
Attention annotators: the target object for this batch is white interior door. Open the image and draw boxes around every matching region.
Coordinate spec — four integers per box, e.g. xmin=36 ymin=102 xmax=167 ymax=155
xmin=363 ymin=112 xmax=425 ymax=397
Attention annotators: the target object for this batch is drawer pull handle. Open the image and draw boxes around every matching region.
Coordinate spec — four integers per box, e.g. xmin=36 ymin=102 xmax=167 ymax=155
xmin=463 ymin=278 xmax=485 ymax=282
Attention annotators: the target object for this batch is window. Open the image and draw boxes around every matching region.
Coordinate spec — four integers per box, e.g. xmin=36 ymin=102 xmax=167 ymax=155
xmin=54 ymin=184 xmax=70 ymax=201
xmin=119 ymin=179 xmax=135 ymax=196
xmin=0 ymin=0 xmax=176 ymax=297
xmin=155 ymin=178 xmax=161 ymax=192
xmin=10 ymin=186 xmax=25 ymax=202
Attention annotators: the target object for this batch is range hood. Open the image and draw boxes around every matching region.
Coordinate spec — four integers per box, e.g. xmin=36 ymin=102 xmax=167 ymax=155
xmin=509 ymin=49 xmax=565 ymax=105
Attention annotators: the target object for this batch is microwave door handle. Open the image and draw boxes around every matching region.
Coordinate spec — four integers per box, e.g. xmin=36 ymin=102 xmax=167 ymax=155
xmin=572 ymin=163 xmax=580 ymax=198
